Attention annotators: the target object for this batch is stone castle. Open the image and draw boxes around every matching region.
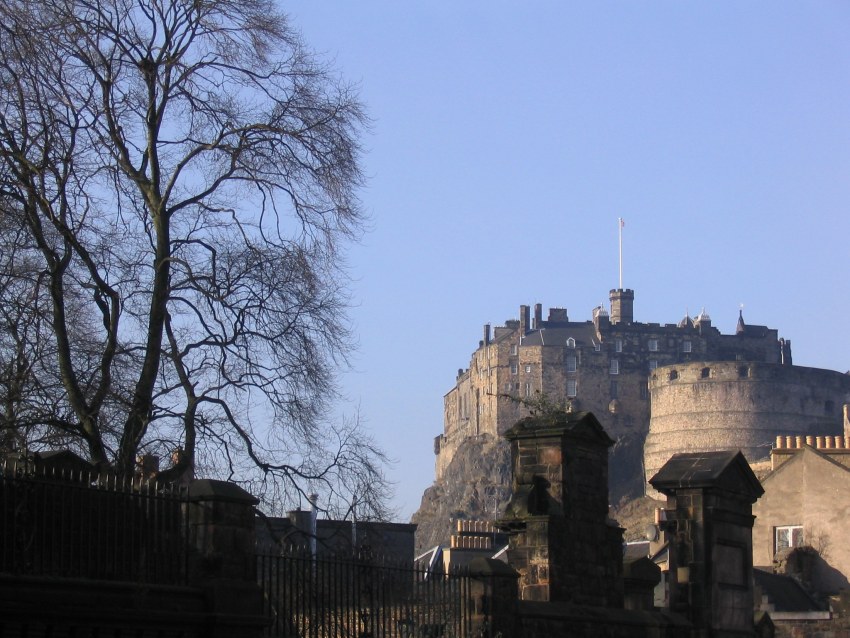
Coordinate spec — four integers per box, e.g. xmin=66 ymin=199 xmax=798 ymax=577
xmin=415 ymin=288 xmax=850 ymax=550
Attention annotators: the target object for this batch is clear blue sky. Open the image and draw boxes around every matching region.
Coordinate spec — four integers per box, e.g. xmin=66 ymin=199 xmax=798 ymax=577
xmin=286 ymin=2 xmax=850 ymax=520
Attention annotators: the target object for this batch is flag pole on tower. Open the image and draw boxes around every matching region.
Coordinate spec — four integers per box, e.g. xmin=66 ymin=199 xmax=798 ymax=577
xmin=618 ymin=217 xmax=625 ymax=289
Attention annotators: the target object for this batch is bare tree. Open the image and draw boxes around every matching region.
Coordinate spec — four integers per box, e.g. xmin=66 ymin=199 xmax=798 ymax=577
xmin=0 ymin=0 xmax=389 ymax=517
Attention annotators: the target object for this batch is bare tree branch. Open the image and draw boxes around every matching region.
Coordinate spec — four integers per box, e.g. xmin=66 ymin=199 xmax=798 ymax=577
xmin=0 ymin=0 xmax=389 ymax=519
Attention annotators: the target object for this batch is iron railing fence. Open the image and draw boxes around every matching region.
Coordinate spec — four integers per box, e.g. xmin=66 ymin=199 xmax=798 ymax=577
xmin=0 ymin=459 xmax=189 ymax=584
xmin=257 ymin=548 xmax=475 ymax=638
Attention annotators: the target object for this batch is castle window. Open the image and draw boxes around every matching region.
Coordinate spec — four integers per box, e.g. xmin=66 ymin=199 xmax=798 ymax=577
xmin=610 ymin=380 xmax=618 ymax=398
xmin=615 ymin=338 xmax=623 ymax=353
xmin=525 ymin=383 xmax=532 ymax=397
xmin=566 ymin=355 xmax=577 ymax=372
xmin=525 ymin=365 xmax=532 ymax=374
xmin=567 ymin=380 xmax=577 ymax=397
xmin=504 ymin=382 xmax=512 ymax=393
xmin=648 ymin=360 xmax=658 ymax=371
xmin=593 ymin=339 xmax=601 ymax=352
xmin=648 ymin=339 xmax=658 ymax=352
xmin=609 ymin=359 xmax=619 ymax=375
xmin=682 ymin=340 xmax=692 ymax=353
xmin=669 ymin=370 xmax=678 ymax=381
xmin=775 ymin=525 xmax=803 ymax=554
xmin=510 ymin=344 xmax=518 ymax=355
xmin=700 ymin=367 xmax=710 ymax=379
xmin=510 ymin=363 xmax=518 ymax=375
xmin=566 ymin=337 xmax=576 ymax=348
xmin=640 ymin=383 xmax=648 ymax=400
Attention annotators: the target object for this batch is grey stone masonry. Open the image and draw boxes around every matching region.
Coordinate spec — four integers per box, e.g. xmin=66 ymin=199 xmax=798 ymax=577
xmin=651 ymin=451 xmax=764 ymax=638
xmin=498 ymin=411 xmax=624 ymax=607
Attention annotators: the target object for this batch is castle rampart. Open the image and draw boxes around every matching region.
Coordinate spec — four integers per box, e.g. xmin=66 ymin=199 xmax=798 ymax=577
xmin=644 ymin=361 xmax=850 ymax=488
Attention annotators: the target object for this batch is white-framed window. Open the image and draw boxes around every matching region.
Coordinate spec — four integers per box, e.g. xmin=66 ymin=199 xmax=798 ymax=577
xmin=567 ymin=379 xmax=577 ymax=397
xmin=510 ymin=344 xmax=518 ymax=355
xmin=649 ymin=360 xmax=658 ymax=371
xmin=609 ymin=359 xmax=619 ymax=375
xmin=504 ymin=382 xmax=512 ymax=393
xmin=525 ymin=365 xmax=532 ymax=374
xmin=566 ymin=355 xmax=577 ymax=372
xmin=775 ymin=525 xmax=803 ymax=554
xmin=648 ymin=339 xmax=658 ymax=352
xmin=592 ymin=339 xmax=601 ymax=352
xmin=682 ymin=340 xmax=692 ymax=353
xmin=510 ymin=363 xmax=518 ymax=375
xmin=525 ymin=383 xmax=532 ymax=397
xmin=566 ymin=337 xmax=576 ymax=348
xmin=615 ymin=338 xmax=623 ymax=353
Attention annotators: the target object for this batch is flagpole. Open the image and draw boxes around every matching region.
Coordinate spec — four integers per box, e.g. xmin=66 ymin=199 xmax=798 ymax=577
xmin=618 ymin=218 xmax=624 ymax=289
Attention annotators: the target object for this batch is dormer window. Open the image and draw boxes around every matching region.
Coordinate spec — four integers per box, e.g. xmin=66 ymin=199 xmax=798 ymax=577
xmin=566 ymin=337 xmax=576 ymax=348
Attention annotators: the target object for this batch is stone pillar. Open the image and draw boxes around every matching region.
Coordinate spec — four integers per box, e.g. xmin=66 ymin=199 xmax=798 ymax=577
xmin=467 ymin=557 xmax=519 ymax=638
xmin=498 ymin=410 xmax=624 ymax=607
xmin=187 ymin=479 xmax=265 ymax=637
xmin=650 ymin=451 xmax=764 ymax=638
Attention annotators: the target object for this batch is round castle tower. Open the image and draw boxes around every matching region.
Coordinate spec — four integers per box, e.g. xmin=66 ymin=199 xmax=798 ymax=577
xmin=644 ymin=361 xmax=850 ymax=491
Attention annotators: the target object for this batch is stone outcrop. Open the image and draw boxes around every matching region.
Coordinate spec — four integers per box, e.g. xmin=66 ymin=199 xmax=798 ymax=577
xmin=411 ymin=434 xmax=510 ymax=554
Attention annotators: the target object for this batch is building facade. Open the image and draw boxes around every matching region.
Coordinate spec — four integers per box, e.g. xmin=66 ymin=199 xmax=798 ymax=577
xmin=752 ymin=442 xmax=850 ymax=597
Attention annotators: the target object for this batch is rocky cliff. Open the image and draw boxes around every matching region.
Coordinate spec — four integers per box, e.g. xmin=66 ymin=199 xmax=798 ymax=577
xmin=411 ymin=433 xmax=510 ymax=554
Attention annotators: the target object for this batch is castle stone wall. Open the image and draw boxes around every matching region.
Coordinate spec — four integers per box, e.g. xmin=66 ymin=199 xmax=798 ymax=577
xmin=645 ymin=362 xmax=850 ymax=488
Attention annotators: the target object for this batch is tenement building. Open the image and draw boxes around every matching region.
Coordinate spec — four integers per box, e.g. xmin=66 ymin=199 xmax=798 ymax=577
xmin=436 ymin=288 xmax=850 ymax=498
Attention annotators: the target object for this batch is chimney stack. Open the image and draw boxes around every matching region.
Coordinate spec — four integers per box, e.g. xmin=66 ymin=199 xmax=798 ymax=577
xmin=519 ymin=305 xmax=530 ymax=335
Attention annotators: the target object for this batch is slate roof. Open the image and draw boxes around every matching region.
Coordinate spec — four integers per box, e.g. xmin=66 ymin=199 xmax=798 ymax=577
xmin=649 ymin=450 xmax=764 ymax=499
xmin=754 ymin=569 xmax=825 ymax=612
xmin=519 ymin=324 xmax=599 ymax=348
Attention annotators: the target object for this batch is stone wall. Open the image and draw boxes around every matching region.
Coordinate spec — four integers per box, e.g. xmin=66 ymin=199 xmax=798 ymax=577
xmin=645 ymin=362 xmax=850 ymax=488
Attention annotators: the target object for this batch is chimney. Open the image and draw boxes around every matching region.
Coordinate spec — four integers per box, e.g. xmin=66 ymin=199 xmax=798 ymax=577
xmin=483 ymin=323 xmax=491 ymax=346
xmin=548 ymin=308 xmax=568 ymax=322
xmin=533 ymin=304 xmax=542 ymax=329
xmin=781 ymin=338 xmax=793 ymax=365
xmin=609 ymin=289 xmax=634 ymax=325
xmin=844 ymin=404 xmax=850 ymax=438
xmin=519 ymin=305 xmax=530 ymax=335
